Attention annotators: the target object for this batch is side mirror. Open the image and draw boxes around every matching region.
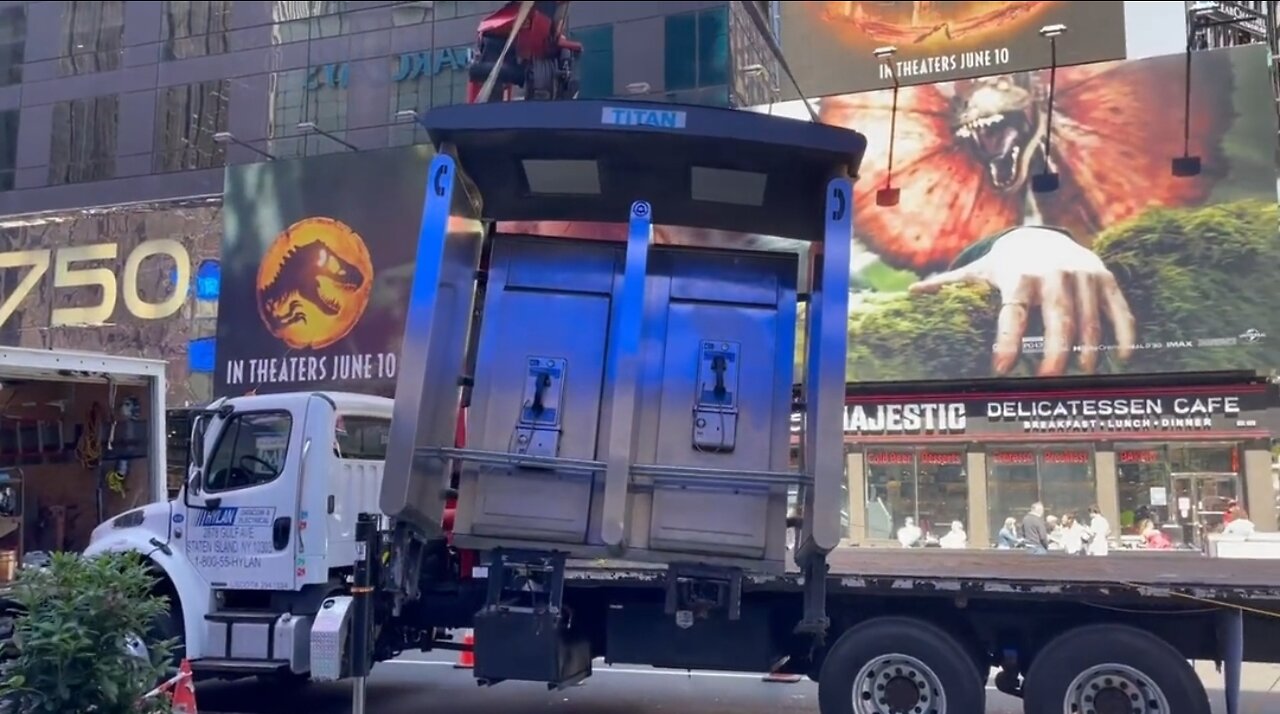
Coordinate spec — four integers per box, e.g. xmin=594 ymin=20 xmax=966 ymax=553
xmin=183 ymin=471 xmax=202 ymax=508
xmin=190 ymin=416 xmax=208 ymax=470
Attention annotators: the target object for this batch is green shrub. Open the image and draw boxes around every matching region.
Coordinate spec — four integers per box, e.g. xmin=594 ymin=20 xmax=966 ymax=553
xmin=0 ymin=551 xmax=175 ymax=714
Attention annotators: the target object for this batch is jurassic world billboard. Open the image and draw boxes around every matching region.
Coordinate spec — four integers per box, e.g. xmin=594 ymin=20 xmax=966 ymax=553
xmin=782 ymin=1 xmax=1128 ymax=97
xmin=214 ymin=146 xmax=431 ymax=398
xmin=500 ymin=44 xmax=1280 ymax=384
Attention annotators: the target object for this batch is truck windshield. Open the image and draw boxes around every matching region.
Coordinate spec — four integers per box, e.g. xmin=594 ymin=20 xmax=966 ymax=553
xmin=335 ymin=416 xmax=391 ymax=460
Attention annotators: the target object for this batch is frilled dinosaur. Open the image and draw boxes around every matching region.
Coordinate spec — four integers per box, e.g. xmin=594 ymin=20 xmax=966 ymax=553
xmin=261 ymin=240 xmax=365 ymax=331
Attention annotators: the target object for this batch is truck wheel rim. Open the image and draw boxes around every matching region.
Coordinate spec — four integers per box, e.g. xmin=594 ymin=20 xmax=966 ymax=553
xmin=853 ymin=654 xmax=946 ymax=714
xmin=1063 ymin=663 xmax=1171 ymax=714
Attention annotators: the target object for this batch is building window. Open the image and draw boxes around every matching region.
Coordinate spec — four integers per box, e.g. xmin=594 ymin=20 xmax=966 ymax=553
xmin=664 ymin=7 xmax=729 ymax=93
xmin=269 ymin=68 xmax=348 ymax=159
xmin=162 ymin=1 xmax=232 ymax=60
xmin=572 ymin=24 xmax=614 ymax=99
xmin=1116 ymin=446 xmax=1170 ymax=534
xmin=0 ymin=6 xmax=26 ymax=86
xmin=986 ymin=446 xmax=1096 ymax=543
xmin=392 ymin=0 xmax=434 ymax=26
xmin=154 ymin=80 xmax=231 ymax=173
xmin=864 ymin=448 xmax=969 ymax=544
xmin=433 ymin=2 xmax=505 ymax=20
xmin=389 ymin=45 xmax=474 ymax=146
xmin=58 ymin=1 xmax=125 ymax=77
xmin=49 ymin=95 xmax=119 ymax=185
xmin=0 ymin=110 xmax=16 ymax=192
xmin=272 ymin=1 xmax=348 ymax=44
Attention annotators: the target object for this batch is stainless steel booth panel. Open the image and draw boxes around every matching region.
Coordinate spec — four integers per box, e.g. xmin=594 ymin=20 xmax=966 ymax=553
xmin=633 ymin=248 xmax=799 ymax=561
xmin=454 ymin=236 xmax=623 ymax=544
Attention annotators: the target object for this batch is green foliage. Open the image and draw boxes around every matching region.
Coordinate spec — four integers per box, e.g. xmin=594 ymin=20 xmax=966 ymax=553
xmin=1092 ymin=199 xmax=1280 ymax=374
xmin=846 ymin=286 xmax=1000 ymax=382
xmin=0 ymin=551 xmax=175 ymax=714
xmin=841 ymin=199 xmax=1279 ymax=381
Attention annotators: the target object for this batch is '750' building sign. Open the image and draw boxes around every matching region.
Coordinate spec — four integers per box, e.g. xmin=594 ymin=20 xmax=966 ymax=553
xmin=0 ymin=239 xmax=192 ymax=329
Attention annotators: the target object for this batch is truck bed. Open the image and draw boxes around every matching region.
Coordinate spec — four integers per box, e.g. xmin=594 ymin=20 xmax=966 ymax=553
xmin=566 ymin=547 xmax=1280 ymax=604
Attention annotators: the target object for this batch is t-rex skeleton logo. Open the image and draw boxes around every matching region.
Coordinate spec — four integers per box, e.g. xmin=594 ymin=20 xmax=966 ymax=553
xmin=255 ymin=217 xmax=375 ymax=350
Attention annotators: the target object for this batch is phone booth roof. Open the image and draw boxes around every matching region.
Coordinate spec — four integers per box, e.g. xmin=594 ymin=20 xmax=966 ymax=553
xmin=417 ymin=99 xmax=867 ymax=243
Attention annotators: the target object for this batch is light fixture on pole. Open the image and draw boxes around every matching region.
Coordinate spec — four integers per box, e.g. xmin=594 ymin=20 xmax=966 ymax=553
xmin=297 ymin=121 xmax=358 ymax=151
xmin=1031 ymin=24 xmax=1066 ymax=194
xmin=1172 ymin=2 xmax=1252 ymax=177
xmin=212 ymin=131 xmax=276 ymax=161
xmin=873 ymin=46 xmax=901 ymax=207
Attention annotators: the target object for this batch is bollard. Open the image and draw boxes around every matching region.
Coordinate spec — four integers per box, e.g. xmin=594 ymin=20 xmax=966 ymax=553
xmin=351 ymin=513 xmax=379 ymax=714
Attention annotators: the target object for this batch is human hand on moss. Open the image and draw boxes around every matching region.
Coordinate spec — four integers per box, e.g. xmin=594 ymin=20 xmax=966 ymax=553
xmin=907 ymin=226 xmax=1136 ymax=377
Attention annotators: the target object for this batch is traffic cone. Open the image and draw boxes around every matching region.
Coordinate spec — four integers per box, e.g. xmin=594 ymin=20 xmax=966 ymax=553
xmin=454 ymin=629 xmax=474 ymax=669
xmin=170 ymin=658 xmax=199 ymax=713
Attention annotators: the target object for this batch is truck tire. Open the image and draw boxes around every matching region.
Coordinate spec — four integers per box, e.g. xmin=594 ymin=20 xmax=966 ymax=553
xmin=1022 ymin=624 xmax=1210 ymax=714
xmin=817 ymin=617 xmax=985 ymax=714
xmin=148 ymin=594 xmax=185 ymax=668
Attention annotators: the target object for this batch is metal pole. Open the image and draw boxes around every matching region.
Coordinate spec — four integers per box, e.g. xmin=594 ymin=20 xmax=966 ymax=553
xmin=351 ymin=513 xmax=378 ymax=714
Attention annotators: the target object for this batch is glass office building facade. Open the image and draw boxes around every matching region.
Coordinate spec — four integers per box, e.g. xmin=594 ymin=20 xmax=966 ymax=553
xmin=0 ymin=1 xmax=777 ymax=404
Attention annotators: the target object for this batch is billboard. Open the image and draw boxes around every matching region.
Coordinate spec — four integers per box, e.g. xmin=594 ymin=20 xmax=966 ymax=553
xmin=0 ymin=202 xmax=222 ymax=405
xmin=214 ymin=146 xmax=432 ymax=398
xmin=503 ymin=44 xmax=1280 ymax=384
xmin=782 ymin=1 xmax=1128 ymax=97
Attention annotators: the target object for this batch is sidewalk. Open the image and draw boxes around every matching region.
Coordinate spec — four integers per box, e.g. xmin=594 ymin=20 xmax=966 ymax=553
xmin=1195 ymin=660 xmax=1280 ymax=693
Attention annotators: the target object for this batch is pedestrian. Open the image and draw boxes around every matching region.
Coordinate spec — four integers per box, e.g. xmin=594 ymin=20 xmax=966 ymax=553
xmin=1085 ymin=504 xmax=1111 ymax=556
xmin=1222 ymin=507 xmax=1256 ymax=537
xmin=1059 ymin=512 xmax=1089 ymax=555
xmin=1140 ymin=519 xmax=1173 ymax=550
xmin=897 ymin=516 xmax=922 ymax=548
xmin=1046 ymin=515 xmax=1063 ymax=551
xmin=939 ymin=520 xmax=967 ymax=549
xmin=996 ymin=517 xmax=1020 ymax=549
xmin=1021 ymin=502 xmax=1050 ymax=554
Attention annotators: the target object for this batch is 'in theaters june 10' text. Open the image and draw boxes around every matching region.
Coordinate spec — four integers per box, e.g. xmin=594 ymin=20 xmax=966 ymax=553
xmin=223 ymin=353 xmax=398 ymax=386
xmin=879 ymin=48 xmax=1013 ymax=80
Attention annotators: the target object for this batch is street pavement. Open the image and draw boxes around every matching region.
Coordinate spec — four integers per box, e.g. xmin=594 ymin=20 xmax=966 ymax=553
xmin=196 ymin=651 xmax=1280 ymax=714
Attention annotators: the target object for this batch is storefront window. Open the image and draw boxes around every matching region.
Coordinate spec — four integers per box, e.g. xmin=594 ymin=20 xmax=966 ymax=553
xmin=1116 ymin=443 xmax=1243 ymax=548
xmin=986 ymin=446 xmax=1095 ymax=543
xmin=786 ymin=447 xmax=851 ymax=540
xmin=865 ymin=448 xmax=968 ymax=544
xmin=1117 ymin=447 xmax=1170 ymax=534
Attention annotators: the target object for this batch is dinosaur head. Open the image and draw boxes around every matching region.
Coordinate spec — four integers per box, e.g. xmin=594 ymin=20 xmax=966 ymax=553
xmin=951 ymin=74 xmax=1047 ymax=192
xmin=308 ymin=243 xmax=365 ymax=315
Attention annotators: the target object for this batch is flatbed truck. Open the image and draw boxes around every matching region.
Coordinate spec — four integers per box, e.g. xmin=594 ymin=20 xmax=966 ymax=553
xmin=86 ymin=99 xmax=1280 ymax=714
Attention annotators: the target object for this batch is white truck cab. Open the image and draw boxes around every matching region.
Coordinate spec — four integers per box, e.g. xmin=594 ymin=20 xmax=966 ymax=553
xmin=85 ymin=390 xmax=393 ymax=680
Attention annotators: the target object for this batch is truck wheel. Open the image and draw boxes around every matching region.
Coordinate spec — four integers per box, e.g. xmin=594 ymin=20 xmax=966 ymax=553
xmin=148 ymin=595 xmax=185 ymax=668
xmin=817 ymin=617 xmax=985 ymax=714
xmin=1023 ymin=624 xmax=1209 ymax=714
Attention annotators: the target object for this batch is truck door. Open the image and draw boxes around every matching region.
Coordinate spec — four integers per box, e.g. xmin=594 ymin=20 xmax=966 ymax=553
xmin=184 ymin=392 xmax=330 ymax=590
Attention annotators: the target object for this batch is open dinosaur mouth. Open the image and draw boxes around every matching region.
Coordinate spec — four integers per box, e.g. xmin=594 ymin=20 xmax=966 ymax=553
xmin=315 ymin=291 xmax=343 ymax=315
xmin=315 ymin=273 xmax=362 ymax=315
xmin=956 ymin=111 xmax=1032 ymax=191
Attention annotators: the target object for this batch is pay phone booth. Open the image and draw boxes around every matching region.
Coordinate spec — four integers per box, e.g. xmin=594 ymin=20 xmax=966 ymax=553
xmin=381 ymin=99 xmax=867 ymax=687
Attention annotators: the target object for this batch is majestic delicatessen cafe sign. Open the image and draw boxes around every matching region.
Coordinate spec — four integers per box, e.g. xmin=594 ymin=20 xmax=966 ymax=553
xmin=831 ymin=396 xmax=1252 ymax=436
